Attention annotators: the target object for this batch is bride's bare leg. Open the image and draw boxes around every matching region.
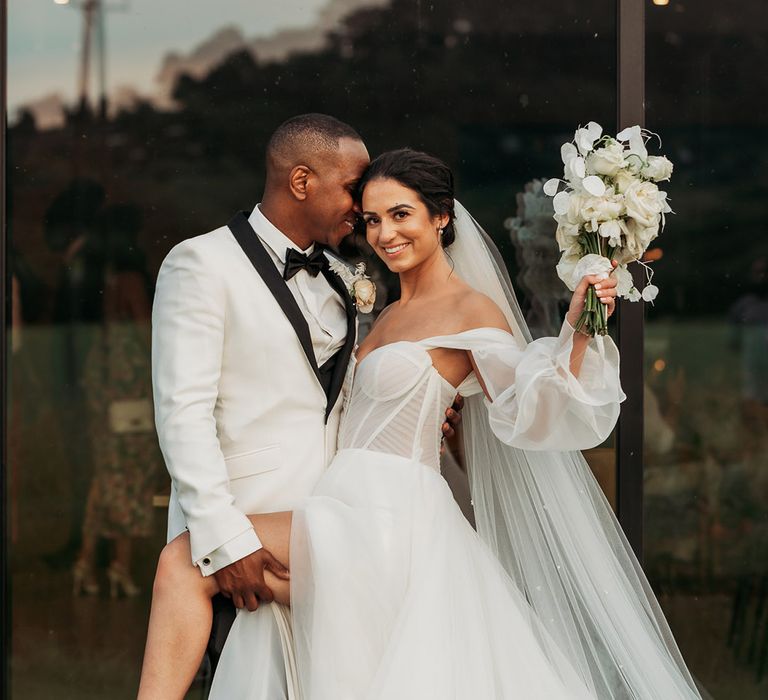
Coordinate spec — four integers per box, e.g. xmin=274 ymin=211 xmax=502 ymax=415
xmin=247 ymin=511 xmax=293 ymax=606
xmin=136 ymin=512 xmax=292 ymax=699
xmin=137 ymin=532 xmax=219 ymax=699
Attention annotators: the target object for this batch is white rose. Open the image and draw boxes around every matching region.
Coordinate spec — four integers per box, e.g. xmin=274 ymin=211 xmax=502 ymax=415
xmin=613 ymin=169 xmax=636 ymax=194
xmin=563 ymin=192 xmax=587 ymax=224
xmin=615 ymin=218 xmax=659 ymax=263
xmin=631 ymin=216 xmax=660 ymax=246
xmin=587 ymin=141 xmax=626 ymax=177
xmin=641 ymin=156 xmax=674 ymax=182
xmin=624 ymin=180 xmax=664 ymax=228
xmin=555 ymin=221 xmax=580 ymax=252
xmin=580 ymin=194 xmax=623 ymax=232
xmin=353 ymin=278 xmax=376 ymax=313
xmin=637 ymin=220 xmax=660 ymax=247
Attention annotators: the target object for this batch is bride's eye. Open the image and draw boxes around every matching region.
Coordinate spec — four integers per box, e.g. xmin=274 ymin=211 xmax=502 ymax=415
xmin=393 ymin=211 xmax=409 ymax=220
xmin=364 ymin=216 xmax=379 ymax=226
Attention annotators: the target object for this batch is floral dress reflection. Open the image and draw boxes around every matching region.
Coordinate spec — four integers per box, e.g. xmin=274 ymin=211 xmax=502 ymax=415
xmin=75 ymin=207 xmax=163 ymax=597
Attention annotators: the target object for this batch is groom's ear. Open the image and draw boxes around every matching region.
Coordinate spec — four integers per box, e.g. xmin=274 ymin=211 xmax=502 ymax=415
xmin=289 ymin=165 xmax=312 ymax=201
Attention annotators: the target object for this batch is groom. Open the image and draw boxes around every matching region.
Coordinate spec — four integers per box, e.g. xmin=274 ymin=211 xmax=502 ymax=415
xmin=150 ymin=114 xmax=460 ymax=694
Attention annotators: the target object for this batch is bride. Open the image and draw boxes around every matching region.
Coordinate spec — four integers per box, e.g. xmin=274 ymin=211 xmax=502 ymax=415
xmin=138 ymin=149 xmax=702 ymax=699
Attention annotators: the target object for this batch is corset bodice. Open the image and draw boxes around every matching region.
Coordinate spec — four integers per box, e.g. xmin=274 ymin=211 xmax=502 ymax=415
xmin=338 ymin=338 xmax=481 ymax=472
xmin=337 ymin=321 xmax=623 ymax=468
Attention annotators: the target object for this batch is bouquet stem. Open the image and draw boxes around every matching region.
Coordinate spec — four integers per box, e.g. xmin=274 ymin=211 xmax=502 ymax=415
xmin=574 ymin=231 xmax=611 ymax=337
xmin=574 ymin=288 xmax=608 ymax=336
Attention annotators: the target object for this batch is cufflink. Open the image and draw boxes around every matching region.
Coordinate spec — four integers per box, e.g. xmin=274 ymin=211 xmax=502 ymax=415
xmin=202 ymin=558 xmax=211 ymax=566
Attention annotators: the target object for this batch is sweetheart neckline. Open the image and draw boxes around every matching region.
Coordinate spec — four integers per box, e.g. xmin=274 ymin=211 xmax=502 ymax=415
xmin=353 ymin=347 xmax=463 ymax=393
xmin=352 ymin=326 xmax=513 ymax=366
xmin=353 ymin=338 xmax=481 ymax=394
xmin=351 ymin=327 xmax=513 ymax=396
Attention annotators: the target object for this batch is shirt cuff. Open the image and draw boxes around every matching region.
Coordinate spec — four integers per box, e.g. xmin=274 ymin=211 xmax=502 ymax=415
xmin=195 ymin=527 xmax=263 ymax=576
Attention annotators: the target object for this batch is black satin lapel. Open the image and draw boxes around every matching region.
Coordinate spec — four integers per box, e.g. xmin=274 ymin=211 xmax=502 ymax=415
xmin=321 ymin=262 xmax=358 ymax=421
xmin=228 ymin=212 xmax=320 ymax=379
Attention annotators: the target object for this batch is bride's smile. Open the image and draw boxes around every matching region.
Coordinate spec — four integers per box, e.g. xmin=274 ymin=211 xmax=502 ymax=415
xmin=361 ymin=178 xmax=448 ymax=275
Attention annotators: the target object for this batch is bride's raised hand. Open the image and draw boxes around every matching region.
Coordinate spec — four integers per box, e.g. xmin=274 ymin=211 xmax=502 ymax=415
xmin=565 ymin=260 xmax=619 ymax=327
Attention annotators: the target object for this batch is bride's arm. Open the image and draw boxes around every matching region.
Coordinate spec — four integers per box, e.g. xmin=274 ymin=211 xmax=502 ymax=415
xmin=463 ymin=285 xmax=624 ymax=452
xmin=565 ymin=271 xmax=618 ymax=376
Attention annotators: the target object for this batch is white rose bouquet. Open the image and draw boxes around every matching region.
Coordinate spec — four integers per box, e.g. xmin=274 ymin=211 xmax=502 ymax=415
xmin=543 ymin=122 xmax=673 ymax=336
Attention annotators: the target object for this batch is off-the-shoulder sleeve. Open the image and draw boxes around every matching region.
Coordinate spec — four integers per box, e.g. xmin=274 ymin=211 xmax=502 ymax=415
xmin=470 ymin=321 xmax=625 ymax=451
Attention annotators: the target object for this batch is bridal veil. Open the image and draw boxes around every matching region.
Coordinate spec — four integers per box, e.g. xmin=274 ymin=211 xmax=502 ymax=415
xmin=451 ymin=201 xmax=702 ymax=699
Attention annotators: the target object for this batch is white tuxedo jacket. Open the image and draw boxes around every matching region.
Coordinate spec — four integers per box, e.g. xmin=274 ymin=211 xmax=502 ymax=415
xmin=152 ymin=211 xmax=357 ymax=574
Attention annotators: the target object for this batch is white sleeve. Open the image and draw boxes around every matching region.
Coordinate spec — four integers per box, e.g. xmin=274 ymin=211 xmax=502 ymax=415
xmin=472 ymin=321 xmax=625 ymax=451
xmin=152 ymin=241 xmax=262 ymax=574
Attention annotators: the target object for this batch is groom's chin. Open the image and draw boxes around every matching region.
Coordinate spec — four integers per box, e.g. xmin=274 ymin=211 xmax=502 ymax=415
xmin=328 ymin=228 xmax=355 ymax=249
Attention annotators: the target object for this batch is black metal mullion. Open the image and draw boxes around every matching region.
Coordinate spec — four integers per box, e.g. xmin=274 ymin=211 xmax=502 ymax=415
xmin=1 ymin=0 xmax=8 ymax=695
xmin=616 ymin=0 xmax=646 ymax=560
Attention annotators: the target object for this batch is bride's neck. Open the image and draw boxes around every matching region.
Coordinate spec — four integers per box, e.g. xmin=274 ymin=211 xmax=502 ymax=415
xmin=397 ymin=250 xmax=453 ymax=304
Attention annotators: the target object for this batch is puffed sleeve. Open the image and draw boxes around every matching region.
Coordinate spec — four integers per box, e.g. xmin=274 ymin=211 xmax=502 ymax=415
xmin=471 ymin=322 xmax=625 ymax=451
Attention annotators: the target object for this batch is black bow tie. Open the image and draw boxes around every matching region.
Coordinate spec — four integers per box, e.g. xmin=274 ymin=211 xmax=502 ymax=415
xmin=283 ymin=247 xmax=328 ymax=281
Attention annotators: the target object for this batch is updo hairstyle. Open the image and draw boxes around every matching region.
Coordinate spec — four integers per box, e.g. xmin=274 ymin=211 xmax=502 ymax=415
xmin=357 ymin=148 xmax=456 ymax=248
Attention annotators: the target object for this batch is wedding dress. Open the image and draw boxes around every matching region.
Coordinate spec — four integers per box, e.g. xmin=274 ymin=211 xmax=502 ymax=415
xmin=290 ymin=323 xmax=617 ymax=699
xmin=212 ymin=203 xmax=703 ymax=700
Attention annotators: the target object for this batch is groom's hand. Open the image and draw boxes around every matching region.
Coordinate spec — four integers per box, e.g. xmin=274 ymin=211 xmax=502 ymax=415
xmin=441 ymin=394 xmax=464 ymax=443
xmin=214 ymin=548 xmax=289 ymax=611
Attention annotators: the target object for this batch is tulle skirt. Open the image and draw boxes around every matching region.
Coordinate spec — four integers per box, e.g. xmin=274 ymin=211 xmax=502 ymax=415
xmin=290 ymin=448 xmax=594 ymax=699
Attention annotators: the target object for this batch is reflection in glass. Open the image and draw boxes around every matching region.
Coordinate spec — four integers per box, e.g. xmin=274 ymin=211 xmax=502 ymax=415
xmin=76 ymin=203 xmax=162 ymax=599
xmin=7 ymin=1 xmax=616 ymax=695
xmin=645 ymin=1 xmax=768 ymax=696
xmin=505 ymin=179 xmax=571 ymax=341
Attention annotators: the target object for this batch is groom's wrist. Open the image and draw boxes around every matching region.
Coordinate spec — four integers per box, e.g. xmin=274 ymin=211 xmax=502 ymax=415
xmin=196 ymin=528 xmax=263 ymax=576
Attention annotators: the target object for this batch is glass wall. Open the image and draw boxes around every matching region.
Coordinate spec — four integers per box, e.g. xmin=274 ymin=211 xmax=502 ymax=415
xmin=5 ymin=0 xmax=616 ymax=696
xmin=644 ymin=1 xmax=768 ymax=697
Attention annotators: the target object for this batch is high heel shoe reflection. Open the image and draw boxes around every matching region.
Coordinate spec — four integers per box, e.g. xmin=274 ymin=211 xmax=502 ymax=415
xmin=107 ymin=563 xmax=141 ymax=598
xmin=72 ymin=560 xmax=100 ymax=596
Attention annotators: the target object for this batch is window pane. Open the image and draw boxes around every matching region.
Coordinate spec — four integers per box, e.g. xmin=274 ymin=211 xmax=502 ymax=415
xmin=6 ymin=1 xmax=616 ymax=695
xmin=645 ymin=2 xmax=768 ymax=697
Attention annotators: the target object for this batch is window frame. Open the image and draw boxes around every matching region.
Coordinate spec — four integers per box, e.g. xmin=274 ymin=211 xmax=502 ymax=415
xmin=0 ymin=4 xmax=647 ymax=691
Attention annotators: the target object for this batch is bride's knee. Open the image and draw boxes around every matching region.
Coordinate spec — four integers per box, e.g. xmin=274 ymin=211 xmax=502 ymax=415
xmin=153 ymin=533 xmax=200 ymax=597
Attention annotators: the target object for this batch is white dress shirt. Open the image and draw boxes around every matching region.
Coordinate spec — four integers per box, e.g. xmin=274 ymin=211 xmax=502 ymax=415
xmin=249 ymin=204 xmax=347 ymax=366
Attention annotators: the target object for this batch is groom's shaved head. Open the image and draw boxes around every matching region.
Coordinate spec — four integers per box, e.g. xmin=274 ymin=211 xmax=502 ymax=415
xmin=266 ymin=113 xmax=362 ymax=178
xmin=261 ymin=113 xmax=369 ymax=249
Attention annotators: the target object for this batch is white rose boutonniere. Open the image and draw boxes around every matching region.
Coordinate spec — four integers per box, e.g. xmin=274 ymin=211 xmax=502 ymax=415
xmin=328 ymin=259 xmax=377 ymax=313
xmin=352 ymin=277 xmax=376 ymax=314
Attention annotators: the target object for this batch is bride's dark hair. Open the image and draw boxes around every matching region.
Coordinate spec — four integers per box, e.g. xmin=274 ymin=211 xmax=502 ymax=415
xmin=357 ymin=148 xmax=457 ymax=248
